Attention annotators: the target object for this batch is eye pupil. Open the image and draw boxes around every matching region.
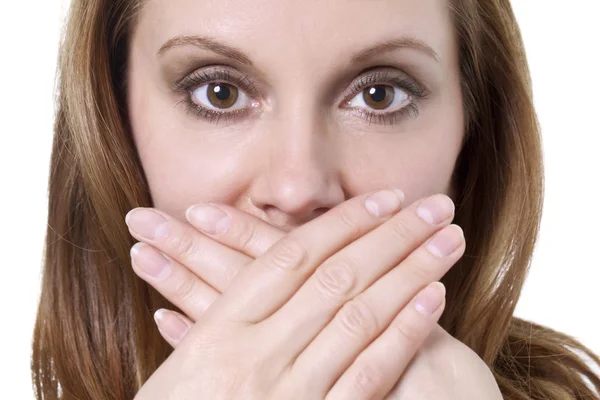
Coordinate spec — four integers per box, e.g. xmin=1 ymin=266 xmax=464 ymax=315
xmin=208 ymin=82 xmax=238 ymax=108
xmin=363 ymin=85 xmax=394 ymax=110
xmin=213 ymin=85 xmax=228 ymax=100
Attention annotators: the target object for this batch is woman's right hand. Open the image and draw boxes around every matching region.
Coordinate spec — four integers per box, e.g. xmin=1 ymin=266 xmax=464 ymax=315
xmin=128 ymin=190 xmax=464 ymax=399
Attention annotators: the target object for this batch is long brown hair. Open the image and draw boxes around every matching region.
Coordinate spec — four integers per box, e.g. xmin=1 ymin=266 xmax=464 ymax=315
xmin=31 ymin=0 xmax=600 ymax=398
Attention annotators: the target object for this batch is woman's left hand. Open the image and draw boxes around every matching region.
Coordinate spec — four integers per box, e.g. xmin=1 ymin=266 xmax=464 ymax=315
xmin=125 ymin=202 xmax=503 ymax=399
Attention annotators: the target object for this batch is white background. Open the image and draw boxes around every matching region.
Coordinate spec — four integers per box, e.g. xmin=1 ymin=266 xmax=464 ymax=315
xmin=0 ymin=1 xmax=598 ymax=397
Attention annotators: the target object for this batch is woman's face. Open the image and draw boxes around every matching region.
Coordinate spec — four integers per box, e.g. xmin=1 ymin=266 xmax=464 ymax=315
xmin=127 ymin=0 xmax=464 ymax=231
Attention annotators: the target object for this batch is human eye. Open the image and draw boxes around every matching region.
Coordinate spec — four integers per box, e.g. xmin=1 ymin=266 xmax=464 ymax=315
xmin=173 ymin=67 xmax=260 ymax=125
xmin=342 ymin=68 xmax=430 ymax=126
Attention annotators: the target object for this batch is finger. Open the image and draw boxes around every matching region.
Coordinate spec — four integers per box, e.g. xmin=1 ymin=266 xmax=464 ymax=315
xmin=265 ymin=194 xmax=457 ymax=364
xmin=185 ymin=203 xmax=286 ymax=258
xmin=290 ymin=224 xmax=462 ymax=394
xmin=208 ymin=188 xmax=405 ymax=324
xmin=130 ymin=242 xmax=220 ymax=321
xmin=153 ymin=308 xmax=194 ymax=348
xmin=126 ymin=208 xmax=252 ymax=293
xmin=294 ymin=225 xmax=462 ymax=392
xmin=325 ymin=282 xmax=446 ymax=400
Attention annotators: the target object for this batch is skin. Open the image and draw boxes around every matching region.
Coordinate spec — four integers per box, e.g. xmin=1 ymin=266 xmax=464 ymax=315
xmin=128 ymin=191 xmax=465 ymax=398
xmin=128 ymin=0 xmax=464 ymax=224
xmin=126 ymin=197 xmax=503 ymax=398
xmin=124 ymin=0 xmax=502 ymax=397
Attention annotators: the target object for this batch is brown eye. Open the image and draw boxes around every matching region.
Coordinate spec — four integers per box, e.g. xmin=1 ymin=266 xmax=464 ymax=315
xmin=206 ymin=83 xmax=239 ymax=109
xmin=348 ymin=84 xmax=409 ymax=112
xmin=191 ymin=82 xmax=250 ymax=111
xmin=362 ymin=85 xmax=395 ymax=110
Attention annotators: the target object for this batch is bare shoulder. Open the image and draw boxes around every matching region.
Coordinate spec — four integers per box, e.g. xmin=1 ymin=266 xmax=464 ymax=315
xmin=386 ymin=326 xmax=503 ymax=399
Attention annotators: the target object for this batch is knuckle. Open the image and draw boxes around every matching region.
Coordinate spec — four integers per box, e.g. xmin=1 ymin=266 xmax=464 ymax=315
xmin=353 ymin=363 xmax=385 ymax=394
xmin=171 ymin=275 xmax=196 ymax=302
xmin=266 ymin=237 xmax=307 ymax=271
xmin=221 ymin=263 xmax=241 ymax=284
xmin=389 ymin=216 xmax=413 ymax=242
xmin=335 ymin=207 xmax=361 ymax=237
xmin=405 ymin=260 xmax=434 ymax=282
xmin=227 ymin=217 xmax=256 ymax=251
xmin=314 ymin=257 xmax=356 ymax=299
xmin=337 ymin=298 xmax=378 ymax=339
xmin=168 ymin=232 xmax=202 ymax=261
xmin=392 ymin=316 xmax=423 ymax=344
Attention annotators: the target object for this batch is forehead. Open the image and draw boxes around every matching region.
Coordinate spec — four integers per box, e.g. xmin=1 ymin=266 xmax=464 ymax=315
xmin=137 ymin=0 xmax=455 ymax=66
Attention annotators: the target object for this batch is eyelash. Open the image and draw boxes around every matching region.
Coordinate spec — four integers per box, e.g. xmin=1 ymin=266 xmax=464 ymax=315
xmin=346 ymin=70 xmax=428 ymax=126
xmin=173 ymin=67 xmax=429 ymax=126
xmin=174 ymin=69 xmax=256 ymax=125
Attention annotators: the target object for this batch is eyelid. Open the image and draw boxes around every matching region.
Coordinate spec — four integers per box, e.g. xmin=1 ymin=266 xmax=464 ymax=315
xmin=346 ymin=86 xmax=411 ymax=112
xmin=340 ymin=67 xmax=429 ymax=104
xmin=173 ymin=66 xmax=262 ymax=99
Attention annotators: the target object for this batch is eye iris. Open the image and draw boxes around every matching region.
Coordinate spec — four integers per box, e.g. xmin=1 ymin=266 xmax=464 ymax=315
xmin=363 ymin=85 xmax=394 ymax=110
xmin=207 ymin=83 xmax=238 ymax=108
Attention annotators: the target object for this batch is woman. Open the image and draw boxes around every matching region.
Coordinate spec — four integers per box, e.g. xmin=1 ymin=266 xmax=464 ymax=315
xmin=31 ymin=0 xmax=600 ymax=398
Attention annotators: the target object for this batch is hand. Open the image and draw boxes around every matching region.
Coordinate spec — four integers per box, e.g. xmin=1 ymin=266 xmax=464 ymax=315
xmin=126 ymin=192 xmax=502 ymax=399
xmin=125 ymin=192 xmax=454 ymax=335
xmin=126 ymin=190 xmax=466 ymax=399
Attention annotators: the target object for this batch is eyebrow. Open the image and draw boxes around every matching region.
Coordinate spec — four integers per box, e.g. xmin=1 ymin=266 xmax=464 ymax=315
xmin=157 ymin=35 xmax=254 ymax=65
xmin=157 ymin=35 xmax=441 ymax=64
xmin=351 ymin=37 xmax=440 ymax=63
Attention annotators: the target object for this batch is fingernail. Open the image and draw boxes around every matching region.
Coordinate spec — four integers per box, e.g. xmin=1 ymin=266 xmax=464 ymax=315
xmin=364 ymin=188 xmax=405 ymax=217
xmin=416 ymin=194 xmax=455 ymax=225
xmin=154 ymin=309 xmax=190 ymax=342
xmin=186 ymin=204 xmax=231 ymax=235
xmin=125 ymin=208 xmax=169 ymax=241
xmin=426 ymin=225 xmax=463 ymax=258
xmin=131 ymin=242 xmax=171 ymax=280
xmin=415 ymin=282 xmax=445 ymax=316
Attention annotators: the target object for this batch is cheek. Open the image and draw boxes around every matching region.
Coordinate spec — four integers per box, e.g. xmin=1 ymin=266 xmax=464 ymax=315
xmin=340 ymin=127 xmax=463 ymax=205
xmin=398 ymin=136 xmax=462 ymax=203
xmin=133 ymin=132 xmax=256 ymax=220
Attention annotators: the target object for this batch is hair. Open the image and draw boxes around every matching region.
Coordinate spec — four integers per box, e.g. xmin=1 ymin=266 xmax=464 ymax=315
xmin=31 ymin=0 xmax=600 ymax=398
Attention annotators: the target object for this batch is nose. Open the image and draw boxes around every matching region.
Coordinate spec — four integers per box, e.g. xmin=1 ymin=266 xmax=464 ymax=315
xmin=249 ymin=115 xmax=345 ymax=225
